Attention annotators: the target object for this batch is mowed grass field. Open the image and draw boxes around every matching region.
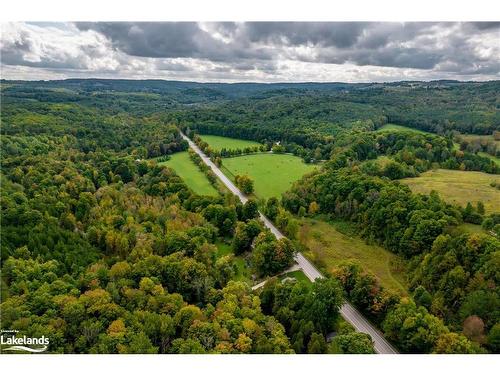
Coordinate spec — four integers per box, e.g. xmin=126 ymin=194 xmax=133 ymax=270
xmin=298 ymin=218 xmax=408 ymax=295
xmin=158 ymin=152 xmax=218 ymax=196
xmin=400 ymin=169 xmax=500 ymax=213
xmin=222 ymin=153 xmax=317 ymax=199
xmin=199 ymin=134 xmax=261 ymax=150
xmin=377 ymin=123 xmax=432 ymax=135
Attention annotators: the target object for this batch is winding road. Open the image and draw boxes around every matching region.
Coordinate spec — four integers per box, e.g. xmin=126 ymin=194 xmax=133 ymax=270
xmin=180 ymin=132 xmax=398 ymax=354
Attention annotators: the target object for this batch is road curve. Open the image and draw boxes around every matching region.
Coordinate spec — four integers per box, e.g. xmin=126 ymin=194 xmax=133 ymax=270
xmin=180 ymin=132 xmax=398 ymax=354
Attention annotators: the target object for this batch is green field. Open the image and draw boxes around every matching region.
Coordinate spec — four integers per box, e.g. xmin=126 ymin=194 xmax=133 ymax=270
xmin=199 ymin=134 xmax=261 ymax=150
xmin=221 ymin=153 xmax=317 ymax=199
xmin=158 ymin=152 xmax=218 ymax=196
xmin=377 ymin=123 xmax=432 ymax=135
xmin=299 ymin=218 xmax=408 ymax=295
xmin=400 ymin=169 xmax=500 ymax=213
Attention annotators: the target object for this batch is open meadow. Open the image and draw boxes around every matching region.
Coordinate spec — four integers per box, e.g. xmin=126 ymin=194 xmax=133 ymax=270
xmin=158 ymin=152 xmax=218 ymax=196
xmin=400 ymin=169 xmax=500 ymax=213
xmin=199 ymin=134 xmax=261 ymax=150
xmin=377 ymin=123 xmax=433 ymax=135
xmin=221 ymin=153 xmax=317 ymax=199
xmin=298 ymin=218 xmax=408 ymax=295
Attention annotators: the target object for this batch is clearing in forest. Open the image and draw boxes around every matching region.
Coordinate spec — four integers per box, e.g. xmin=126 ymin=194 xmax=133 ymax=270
xmin=215 ymin=241 xmax=252 ymax=282
xmin=400 ymin=169 xmax=500 ymax=213
xmin=158 ymin=151 xmax=218 ymax=196
xmin=221 ymin=153 xmax=317 ymax=199
xmin=298 ymin=218 xmax=408 ymax=296
xmin=198 ymin=134 xmax=262 ymax=150
xmin=376 ymin=123 xmax=433 ymax=135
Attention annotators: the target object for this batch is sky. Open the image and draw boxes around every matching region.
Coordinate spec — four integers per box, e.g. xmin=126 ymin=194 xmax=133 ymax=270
xmin=1 ymin=22 xmax=499 ymax=82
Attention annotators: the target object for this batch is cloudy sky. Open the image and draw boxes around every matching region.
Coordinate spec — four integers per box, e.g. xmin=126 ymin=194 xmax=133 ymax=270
xmin=1 ymin=22 xmax=499 ymax=82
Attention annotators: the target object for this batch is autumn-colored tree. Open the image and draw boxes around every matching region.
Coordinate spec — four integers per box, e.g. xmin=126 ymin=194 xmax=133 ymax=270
xmin=463 ymin=315 xmax=486 ymax=344
xmin=235 ymin=174 xmax=254 ymax=195
xmin=308 ymin=201 xmax=319 ymax=215
xmin=433 ymin=332 xmax=478 ymax=354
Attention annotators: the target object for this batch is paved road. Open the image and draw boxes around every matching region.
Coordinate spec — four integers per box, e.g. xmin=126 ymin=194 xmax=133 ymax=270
xmin=180 ymin=132 xmax=398 ymax=354
xmin=251 ymin=264 xmax=301 ymax=291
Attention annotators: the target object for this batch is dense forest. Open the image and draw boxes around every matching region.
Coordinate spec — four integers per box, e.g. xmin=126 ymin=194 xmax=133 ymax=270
xmin=0 ymin=82 xmax=342 ymax=354
xmin=1 ymin=79 xmax=499 ymax=354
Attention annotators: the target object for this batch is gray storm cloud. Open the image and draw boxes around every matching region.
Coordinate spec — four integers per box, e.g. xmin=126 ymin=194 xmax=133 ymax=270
xmin=1 ymin=22 xmax=499 ymax=81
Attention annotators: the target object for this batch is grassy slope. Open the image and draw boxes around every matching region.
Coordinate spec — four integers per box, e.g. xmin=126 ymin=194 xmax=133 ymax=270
xmin=400 ymin=169 xmax=500 ymax=214
xmin=199 ymin=134 xmax=261 ymax=150
xmin=222 ymin=153 xmax=317 ymax=199
xmin=377 ymin=123 xmax=432 ymax=135
xmin=298 ymin=218 xmax=408 ymax=296
xmin=158 ymin=152 xmax=218 ymax=196
xmin=377 ymin=123 xmax=467 ymax=150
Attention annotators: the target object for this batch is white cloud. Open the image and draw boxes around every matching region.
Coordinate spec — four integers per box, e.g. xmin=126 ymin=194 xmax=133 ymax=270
xmin=1 ymin=22 xmax=499 ymax=82
xmin=1 ymin=23 xmax=120 ymax=71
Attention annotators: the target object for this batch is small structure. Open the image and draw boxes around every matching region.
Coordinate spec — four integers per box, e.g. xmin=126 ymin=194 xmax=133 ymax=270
xmin=325 ymin=332 xmax=337 ymax=343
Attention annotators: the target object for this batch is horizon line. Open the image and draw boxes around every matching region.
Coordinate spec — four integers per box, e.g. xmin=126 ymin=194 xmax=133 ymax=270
xmin=2 ymin=77 xmax=499 ymax=84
